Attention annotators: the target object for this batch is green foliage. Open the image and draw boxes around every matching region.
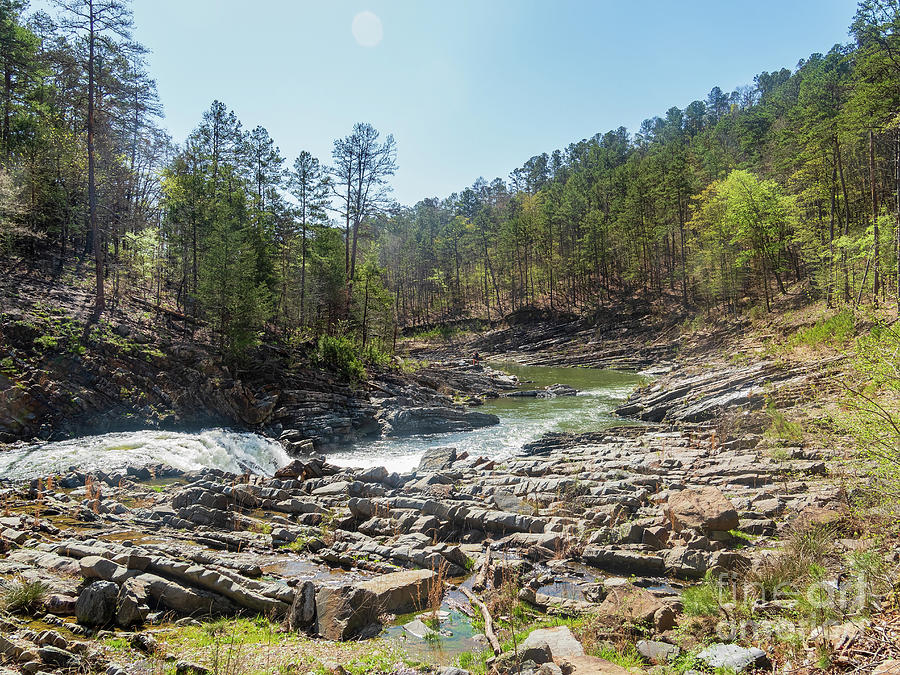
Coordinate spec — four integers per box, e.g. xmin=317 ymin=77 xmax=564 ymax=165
xmin=746 ymin=525 xmax=835 ymax=598
xmin=24 ymin=304 xmax=85 ymax=356
xmin=844 ymin=322 xmax=900 ymax=493
xmin=593 ymin=644 xmax=645 ymax=669
xmin=362 ymin=341 xmax=391 ymax=368
xmin=315 ymin=334 xmax=366 ymax=381
xmin=728 ymin=529 xmax=758 ymax=543
xmin=4 ymin=0 xmax=900 ymax=364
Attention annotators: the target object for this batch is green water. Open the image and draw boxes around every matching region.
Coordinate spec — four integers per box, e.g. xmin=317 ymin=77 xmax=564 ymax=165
xmin=328 ymin=363 xmax=646 ymax=473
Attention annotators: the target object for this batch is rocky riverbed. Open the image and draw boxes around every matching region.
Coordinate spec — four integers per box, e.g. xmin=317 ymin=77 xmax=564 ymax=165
xmin=1 ymin=348 xmax=877 ymax=675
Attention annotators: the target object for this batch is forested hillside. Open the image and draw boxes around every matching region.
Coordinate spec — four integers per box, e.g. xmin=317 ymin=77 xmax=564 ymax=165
xmin=2 ymin=0 xmax=900 ymax=358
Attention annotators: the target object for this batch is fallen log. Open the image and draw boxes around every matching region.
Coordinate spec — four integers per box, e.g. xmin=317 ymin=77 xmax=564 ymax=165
xmin=460 ymin=586 xmax=501 ymax=655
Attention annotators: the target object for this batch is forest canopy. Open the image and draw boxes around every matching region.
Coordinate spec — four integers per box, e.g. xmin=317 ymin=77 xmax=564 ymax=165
xmin=2 ymin=0 xmax=900 ymax=357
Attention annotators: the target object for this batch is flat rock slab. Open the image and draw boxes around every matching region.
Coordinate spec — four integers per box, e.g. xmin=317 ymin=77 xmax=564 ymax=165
xmin=557 ymin=654 xmax=633 ymax=674
xmin=637 ymin=639 xmax=680 ymax=663
xmin=697 ymin=643 xmax=768 ymax=672
xmin=355 ymin=569 xmax=436 ymax=614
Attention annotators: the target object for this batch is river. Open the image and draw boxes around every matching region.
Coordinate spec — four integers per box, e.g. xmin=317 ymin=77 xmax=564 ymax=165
xmin=0 ymin=364 xmax=643 ymax=481
xmin=326 ymin=363 xmax=643 ymax=473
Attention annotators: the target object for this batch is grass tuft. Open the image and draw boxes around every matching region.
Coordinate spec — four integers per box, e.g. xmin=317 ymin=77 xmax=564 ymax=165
xmin=0 ymin=578 xmax=49 ymax=614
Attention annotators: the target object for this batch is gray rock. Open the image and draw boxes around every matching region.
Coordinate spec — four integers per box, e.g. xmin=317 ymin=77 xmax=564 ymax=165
xmin=355 ymin=569 xmax=436 ymax=615
xmin=175 ymin=661 xmax=211 ymax=675
xmin=287 ymin=581 xmax=316 ymax=631
xmin=75 ymin=581 xmax=118 ymax=626
xmin=116 ymin=578 xmax=149 ymax=628
xmin=80 ymin=555 xmax=131 ymax=584
xmin=402 ymin=618 xmax=437 ymax=639
xmin=637 ymin=639 xmax=680 ymax=663
xmin=492 ymin=490 xmax=536 ymax=515
xmin=520 ymin=638 xmax=552 ymax=664
xmin=37 ymin=645 xmax=77 ymax=668
xmin=519 ymin=626 xmax=584 ymax=663
xmin=315 ymin=585 xmax=380 ymax=641
xmin=667 ymin=487 xmax=740 ymax=533
xmin=381 ymin=407 xmax=499 ymax=436
xmin=536 ymin=664 xmax=563 ymax=675
xmin=418 ymin=446 xmax=457 ymax=472
xmin=696 ymin=643 xmax=768 ymax=672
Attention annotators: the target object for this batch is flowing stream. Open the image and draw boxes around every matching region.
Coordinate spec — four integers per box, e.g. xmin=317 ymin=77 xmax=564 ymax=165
xmin=0 ymin=364 xmax=643 ymax=481
xmin=326 ymin=363 xmax=644 ymax=473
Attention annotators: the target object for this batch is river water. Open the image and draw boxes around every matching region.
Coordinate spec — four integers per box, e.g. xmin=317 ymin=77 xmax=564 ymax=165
xmin=326 ymin=363 xmax=643 ymax=473
xmin=0 ymin=364 xmax=643 ymax=481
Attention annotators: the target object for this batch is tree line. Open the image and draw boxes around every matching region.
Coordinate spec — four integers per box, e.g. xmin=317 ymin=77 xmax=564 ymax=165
xmin=376 ymin=1 xmax=900 ymax=325
xmin=2 ymin=0 xmax=900 ymax=360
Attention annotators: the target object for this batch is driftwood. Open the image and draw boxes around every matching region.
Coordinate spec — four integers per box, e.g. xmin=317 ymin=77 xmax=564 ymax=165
xmin=472 ymin=546 xmax=491 ymax=592
xmin=460 ymin=586 xmax=501 ymax=655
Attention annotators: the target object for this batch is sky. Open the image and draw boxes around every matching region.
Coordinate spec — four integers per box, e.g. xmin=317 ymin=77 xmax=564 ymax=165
xmin=75 ymin=0 xmax=860 ymax=205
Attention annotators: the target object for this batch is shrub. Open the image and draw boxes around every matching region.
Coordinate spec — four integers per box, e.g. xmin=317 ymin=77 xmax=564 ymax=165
xmin=0 ymin=579 xmax=48 ymax=614
xmin=745 ymin=525 xmax=835 ymax=600
xmin=844 ymin=321 xmax=900 ymax=495
xmin=315 ymin=334 xmax=365 ymax=380
xmin=362 ymin=341 xmax=391 ymax=367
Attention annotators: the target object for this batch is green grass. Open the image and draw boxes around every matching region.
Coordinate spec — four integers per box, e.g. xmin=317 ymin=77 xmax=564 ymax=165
xmin=310 ymin=648 xmax=410 ymax=675
xmin=764 ymin=399 xmax=804 ymax=446
xmin=103 ymin=636 xmax=131 ymax=652
xmin=163 ymin=616 xmax=283 ymax=650
xmin=457 ymin=648 xmax=491 ymax=674
xmin=681 ymin=574 xmax=724 ymax=617
xmin=781 ymin=309 xmax=855 ymax=351
xmin=594 ymin=644 xmax=646 ymax=668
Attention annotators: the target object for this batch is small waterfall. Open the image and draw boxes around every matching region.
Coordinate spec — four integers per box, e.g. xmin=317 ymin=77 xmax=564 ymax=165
xmin=0 ymin=428 xmax=290 ymax=481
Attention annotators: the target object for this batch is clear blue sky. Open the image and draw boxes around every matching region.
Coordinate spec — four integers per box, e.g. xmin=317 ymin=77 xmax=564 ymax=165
xmin=99 ymin=1 xmax=859 ymax=205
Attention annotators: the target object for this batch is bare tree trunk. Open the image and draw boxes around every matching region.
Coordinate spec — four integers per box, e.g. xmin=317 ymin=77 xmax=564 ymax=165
xmin=871 ymin=130 xmax=880 ymax=305
xmin=300 ymin=219 xmax=307 ymax=327
xmin=88 ymin=2 xmax=104 ymax=316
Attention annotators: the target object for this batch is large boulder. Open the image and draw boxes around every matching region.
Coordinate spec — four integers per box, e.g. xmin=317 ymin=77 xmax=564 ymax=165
xmin=666 ymin=487 xmax=739 ymax=533
xmin=418 ymin=446 xmax=457 ymax=473
xmin=380 ymin=407 xmax=499 ymax=436
xmin=596 ymin=584 xmax=664 ymax=625
xmin=355 ymin=569 xmax=436 ymax=615
xmin=287 ymin=581 xmax=316 ymax=631
xmin=75 ymin=581 xmax=119 ymax=626
xmin=315 ymin=585 xmax=381 ymax=641
xmin=520 ymin=626 xmax=584 ymax=663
